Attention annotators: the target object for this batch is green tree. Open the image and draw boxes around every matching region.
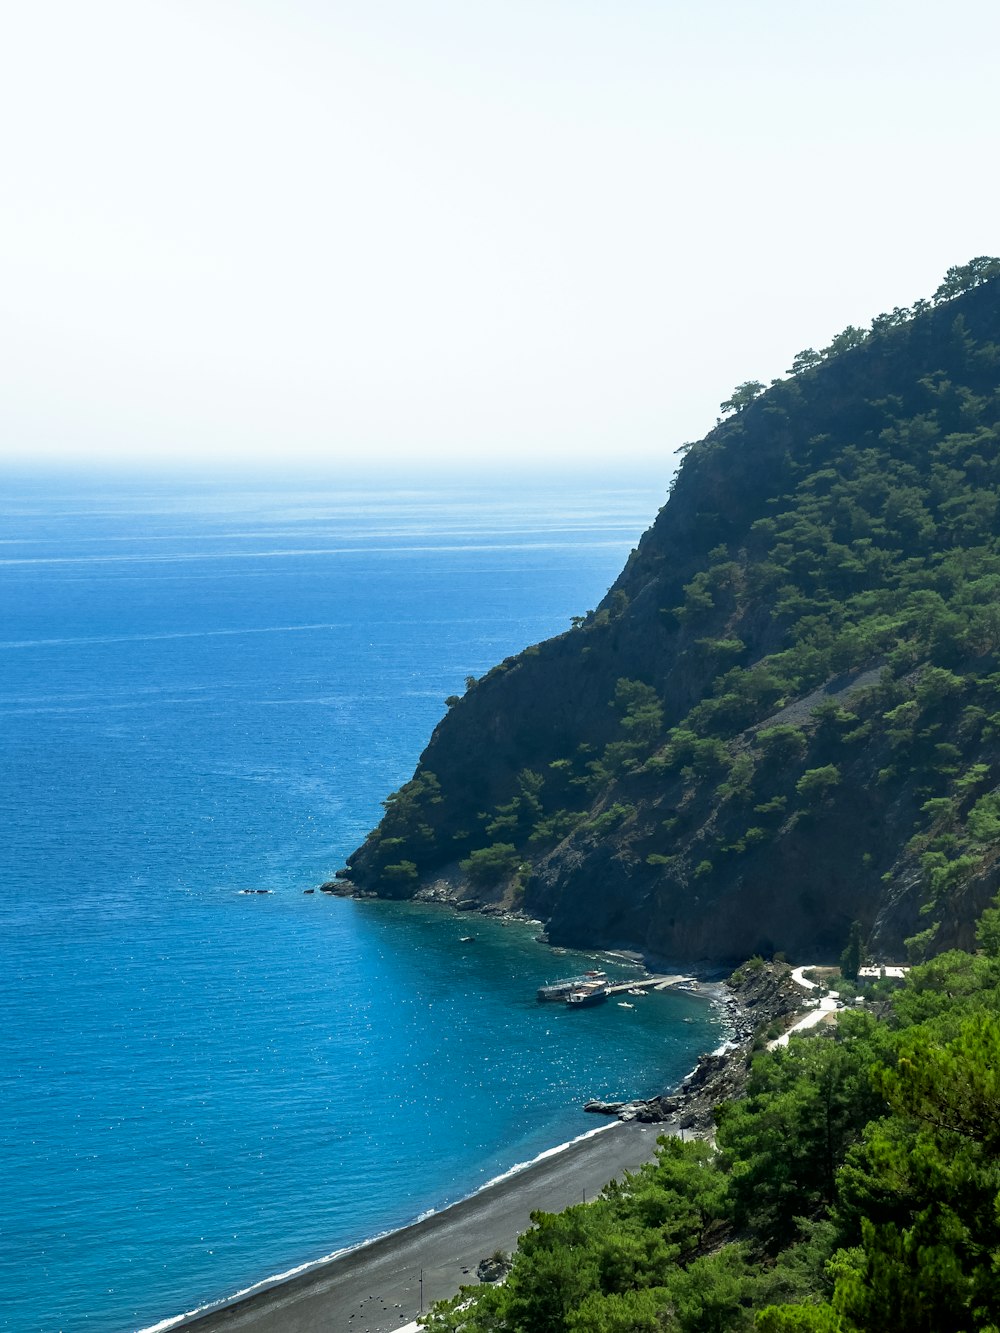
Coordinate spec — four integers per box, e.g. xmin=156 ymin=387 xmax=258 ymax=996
xmin=823 ymin=325 xmax=868 ymax=357
xmin=757 ymin=725 xmax=808 ymax=763
xmin=756 ymin=1307 xmax=845 ymax=1331
xmin=933 ymin=255 xmax=1000 ymax=303
xmin=966 ymin=789 xmax=1000 ymax=844
xmin=721 ymin=380 xmax=766 ymax=415
xmin=795 ymin=765 xmax=841 ymax=802
xmin=459 ymin=842 xmax=519 ymax=887
xmin=485 ymin=769 xmax=544 ymax=839
xmin=975 ymin=892 xmax=1000 ymax=957
xmin=565 ymin=1288 xmax=666 ymax=1332
xmin=376 ymin=772 xmax=442 ymax=841
xmin=613 ymin=678 xmax=664 ymax=744
xmin=839 ymin=921 xmax=864 ymax=982
xmin=608 ymin=1136 xmax=727 ymax=1256
xmin=830 ymin=1013 xmax=1000 ymax=1331
xmin=501 ymin=1206 xmax=604 ymax=1331
xmin=787 ymin=349 xmax=824 ymax=375
xmin=717 ymin=1019 xmax=888 ymax=1249
xmin=379 ymin=860 xmax=418 ymax=890
xmin=663 ymin=1247 xmax=755 ymax=1331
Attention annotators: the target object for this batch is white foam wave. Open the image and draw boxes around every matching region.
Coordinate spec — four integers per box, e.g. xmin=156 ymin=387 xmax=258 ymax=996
xmin=0 ymin=519 xmax=641 ymax=548
xmin=136 ymin=1123 xmax=621 ymax=1331
xmin=0 ymin=538 xmax=626 ymax=568
xmin=133 ymin=1231 xmax=395 ymax=1332
xmin=0 ymin=622 xmax=349 ymax=650
xmin=475 ymin=1121 xmax=618 ymax=1193
xmin=711 ymin=1038 xmax=740 ymax=1057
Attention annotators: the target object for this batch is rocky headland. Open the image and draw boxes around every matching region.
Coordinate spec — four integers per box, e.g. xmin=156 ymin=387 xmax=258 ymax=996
xmin=335 ymin=275 xmax=1000 ymax=972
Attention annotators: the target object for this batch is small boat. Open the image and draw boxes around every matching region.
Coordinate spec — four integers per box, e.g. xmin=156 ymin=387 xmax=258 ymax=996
xmin=618 ymin=1001 xmax=635 ymax=1009
xmin=459 ymin=935 xmax=476 ymax=944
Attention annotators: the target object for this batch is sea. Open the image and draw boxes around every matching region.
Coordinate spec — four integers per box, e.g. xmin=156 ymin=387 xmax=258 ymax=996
xmin=0 ymin=468 xmax=727 ymax=1333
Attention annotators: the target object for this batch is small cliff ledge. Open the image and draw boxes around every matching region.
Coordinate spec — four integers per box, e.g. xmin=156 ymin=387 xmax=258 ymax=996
xmin=343 ymin=267 xmax=1000 ymax=967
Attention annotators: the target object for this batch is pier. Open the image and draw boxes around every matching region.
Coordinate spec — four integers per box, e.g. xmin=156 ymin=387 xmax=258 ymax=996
xmin=604 ymin=974 xmax=695 ymax=996
xmin=537 ymin=972 xmax=694 ymax=1002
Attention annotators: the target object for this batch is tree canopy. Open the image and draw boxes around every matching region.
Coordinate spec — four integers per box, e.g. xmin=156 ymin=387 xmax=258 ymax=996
xmin=720 ymin=380 xmax=766 ymax=415
xmin=420 ymin=916 xmax=1000 ymax=1331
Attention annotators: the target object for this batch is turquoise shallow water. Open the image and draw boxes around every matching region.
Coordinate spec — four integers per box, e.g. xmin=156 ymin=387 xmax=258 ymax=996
xmin=0 ymin=471 xmax=725 ymax=1332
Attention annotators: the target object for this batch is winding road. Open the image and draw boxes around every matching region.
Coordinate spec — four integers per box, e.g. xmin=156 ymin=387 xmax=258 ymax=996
xmin=767 ymin=966 xmax=842 ymax=1049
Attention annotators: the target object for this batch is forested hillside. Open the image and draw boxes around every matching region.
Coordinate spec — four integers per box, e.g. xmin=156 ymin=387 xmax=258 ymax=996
xmin=342 ymin=259 xmax=1000 ymax=967
xmin=420 ymin=914 xmax=1000 ymax=1332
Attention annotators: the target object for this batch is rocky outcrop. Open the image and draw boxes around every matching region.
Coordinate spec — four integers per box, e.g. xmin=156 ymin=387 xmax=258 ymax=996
xmin=476 ymin=1254 xmax=512 ymax=1284
xmin=585 ymin=963 xmax=805 ymax=1133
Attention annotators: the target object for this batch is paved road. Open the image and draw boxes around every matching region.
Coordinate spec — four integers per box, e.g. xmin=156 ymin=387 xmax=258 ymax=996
xmin=769 ymin=966 xmax=842 ymax=1048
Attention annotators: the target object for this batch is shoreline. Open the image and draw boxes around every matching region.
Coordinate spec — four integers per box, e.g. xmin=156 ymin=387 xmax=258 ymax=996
xmin=159 ymin=1118 xmax=668 ymax=1333
xmin=143 ymin=914 xmax=756 ymax=1333
xmin=143 ymin=966 xmax=746 ymax=1333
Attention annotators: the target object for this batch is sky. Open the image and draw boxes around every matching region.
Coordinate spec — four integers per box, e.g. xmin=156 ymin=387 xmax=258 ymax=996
xmin=1 ymin=0 xmax=997 ymax=472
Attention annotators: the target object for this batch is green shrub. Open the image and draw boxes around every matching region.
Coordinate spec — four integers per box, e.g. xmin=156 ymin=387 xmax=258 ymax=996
xmin=646 ymin=852 xmax=681 ymax=870
xmin=587 ymin=803 xmax=636 ymax=836
xmin=967 ymin=790 xmax=1000 ymax=843
xmin=459 ymin=843 xmax=519 ymax=887
xmin=795 ymin=765 xmax=841 ymax=800
xmin=757 ymin=725 xmax=808 ymax=762
xmin=380 ymin=861 xmax=418 ymax=887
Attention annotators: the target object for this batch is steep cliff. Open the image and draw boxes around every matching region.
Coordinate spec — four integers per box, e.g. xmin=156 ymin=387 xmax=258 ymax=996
xmin=342 ymin=267 xmax=1000 ymax=966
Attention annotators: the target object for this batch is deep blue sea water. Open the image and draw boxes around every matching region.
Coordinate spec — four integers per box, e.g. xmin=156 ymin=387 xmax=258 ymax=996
xmin=0 ymin=470 xmax=725 ymax=1333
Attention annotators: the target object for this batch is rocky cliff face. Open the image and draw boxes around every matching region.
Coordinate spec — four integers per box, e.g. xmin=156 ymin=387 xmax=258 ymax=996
xmin=344 ymin=276 xmax=1000 ymax=966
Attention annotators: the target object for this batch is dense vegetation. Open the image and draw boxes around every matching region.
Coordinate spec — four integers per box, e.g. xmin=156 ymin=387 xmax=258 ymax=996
xmin=420 ymin=906 xmax=1000 ymax=1331
xmin=343 ymin=260 xmax=1000 ymax=966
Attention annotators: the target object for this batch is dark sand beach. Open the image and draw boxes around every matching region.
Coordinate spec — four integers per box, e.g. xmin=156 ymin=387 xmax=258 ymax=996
xmin=177 ymin=1119 xmax=666 ymax=1333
